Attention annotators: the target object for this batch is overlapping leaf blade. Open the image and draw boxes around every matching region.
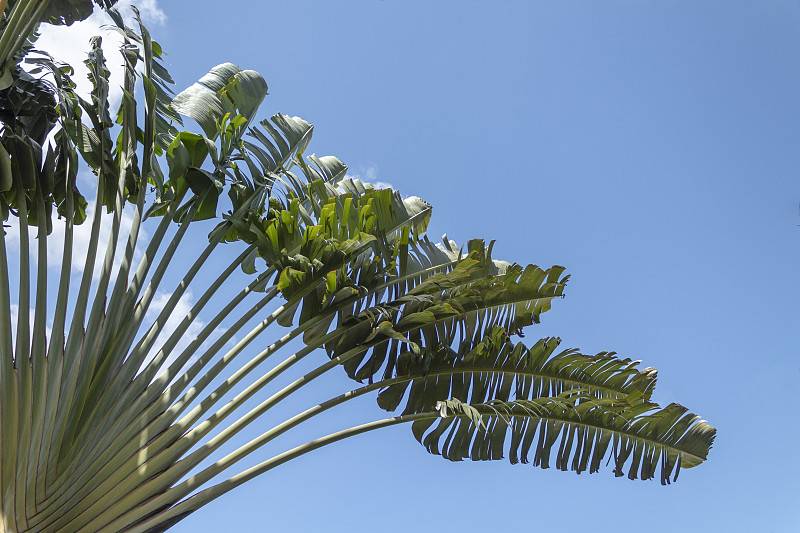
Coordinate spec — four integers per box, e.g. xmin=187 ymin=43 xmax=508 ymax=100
xmin=412 ymin=396 xmax=715 ymax=484
xmin=170 ymin=63 xmax=267 ymax=140
xmin=376 ymin=327 xmax=658 ymax=413
xmin=0 ymin=6 xmax=716 ymax=532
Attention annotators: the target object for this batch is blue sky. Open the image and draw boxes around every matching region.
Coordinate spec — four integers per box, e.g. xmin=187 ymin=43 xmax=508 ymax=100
xmin=30 ymin=1 xmax=800 ymax=531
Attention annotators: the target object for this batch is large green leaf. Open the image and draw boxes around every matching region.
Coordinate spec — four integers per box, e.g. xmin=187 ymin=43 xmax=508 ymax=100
xmin=240 ymin=114 xmax=313 ymax=191
xmin=413 ymin=395 xmax=715 ymax=484
xmin=365 ymin=325 xmax=714 ymax=483
xmin=41 ymin=0 xmax=118 ymax=26
xmin=325 ymin=250 xmax=568 ymax=383
xmin=170 ymin=63 xmax=268 ymax=140
xmin=376 ymin=326 xmax=657 ymax=413
xmin=0 ymin=11 xmax=716 ymax=533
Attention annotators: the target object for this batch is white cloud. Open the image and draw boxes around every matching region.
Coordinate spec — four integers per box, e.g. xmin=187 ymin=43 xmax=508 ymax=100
xmin=126 ymin=0 xmax=167 ymax=25
xmin=75 ymin=201 xmax=150 ymax=279
xmin=8 ymin=1 xmax=165 ymax=279
xmin=6 ymin=1 xmax=241 ymax=380
xmin=347 ymin=165 xmax=394 ymax=191
xmin=5 ymin=199 xmax=149 ymax=281
xmin=8 ymin=304 xmax=17 ymax=343
xmin=143 ymin=289 xmax=229 ymax=378
xmin=34 ymin=1 xmax=166 ymax=111
xmin=7 ymin=304 xmax=53 ymax=356
xmin=4 ymin=206 xmax=230 ymax=378
xmin=145 ymin=290 xmax=205 ymax=370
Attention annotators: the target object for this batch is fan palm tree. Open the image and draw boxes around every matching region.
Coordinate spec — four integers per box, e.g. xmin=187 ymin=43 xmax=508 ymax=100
xmin=0 ymin=5 xmax=715 ymax=532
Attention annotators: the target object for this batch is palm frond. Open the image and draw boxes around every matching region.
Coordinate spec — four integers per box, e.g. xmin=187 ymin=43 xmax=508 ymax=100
xmin=376 ymin=326 xmax=657 ymax=413
xmin=0 ymin=10 xmax=716 ymax=533
xmin=413 ymin=396 xmax=715 ymax=484
xmin=170 ymin=62 xmax=267 ymax=140
xmin=325 ymin=252 xmax=568 ymax=383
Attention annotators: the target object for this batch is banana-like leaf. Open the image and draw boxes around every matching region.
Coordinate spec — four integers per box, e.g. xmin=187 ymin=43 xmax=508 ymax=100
xmin=0 ymin=68 xmax=56 ymax=145
xmin=241 ymin=114 xmax=313 ymax=179
xmin=41 ymin=0 xmax=118 ymax=26
xmin=0 ymin=46 xmax=88 ymax=225
xmin=413 ymin=396 xmax=715 ymax=484
xmin=325 ymin=250 xmax=568 ymax=383
xmin=170 ymin=63 xmax=268 ymax=140
xmin=0 ymin=12 xmax=715 ymax=533
xmin=376 ymin=326 xmax=657 ymax=413
xmin=105 ymin=7 xmax=181 ymax=152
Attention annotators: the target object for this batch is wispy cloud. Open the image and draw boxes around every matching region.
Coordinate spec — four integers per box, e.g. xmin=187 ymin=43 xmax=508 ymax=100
xmin=8 ymin=304 xmax=53 ymax=354
xmin=5 ymin=268 xmax=227 ymax=374
xmin=8 ymin=1 xmax=232 ymax=378
xmin=347 ymin=164 xmax=394 ymax=191
xmin=5 ymin=200 xmax=149 ymax=280
xmin=128 ymin=0 xmax=166 ymax=25
xmin=34 ymin=1 xmax=166 ymax=111
xmin=143 ymin=290 xmax=229 ymax=377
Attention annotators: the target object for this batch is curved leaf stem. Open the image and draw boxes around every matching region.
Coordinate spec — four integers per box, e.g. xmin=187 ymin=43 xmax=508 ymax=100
xmin=42 ymin=168 xmax=105 ymax=490
xmin=122 ymin=196 xmax=183 ymax=312
xmin=0 ymin=224 xmax=13 ymax=524
xmin=103 ymin=412 xmax=434 ymax=533
xmin=13 ymin=188 xmax=32 ymax=531
xmin=34 ymin=185 xmax=74 ymax=507
xmin=69 ymin=201 xmax=205 ymax=438
xmin=55 ymin=42 xmax=140 ymax=463
xmin=49 ymin=243 xmax=258 ymax=487
xmin=30 ymin=281 xmax=279 ymax=524
xmin=46 ymin=249 xmax=482 ymax=520
xmin=25 ymin=193 xmax=50 ymax=517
